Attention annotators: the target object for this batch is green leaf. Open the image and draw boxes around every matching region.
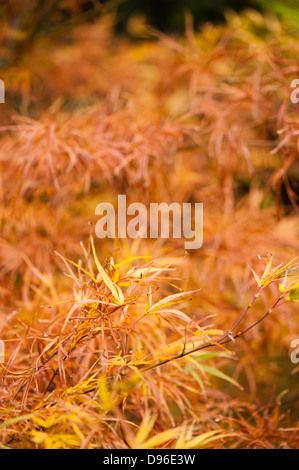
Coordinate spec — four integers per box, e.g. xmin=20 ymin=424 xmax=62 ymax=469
xmin=200 ymin=365 xmax=243 ymax=390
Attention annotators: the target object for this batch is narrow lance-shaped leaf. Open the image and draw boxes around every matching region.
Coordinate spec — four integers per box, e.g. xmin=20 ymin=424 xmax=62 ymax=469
xmin=91 ymin=236 xmax=124 ymax=305
xmin=147 ymin=289 xmax=200 ymax=314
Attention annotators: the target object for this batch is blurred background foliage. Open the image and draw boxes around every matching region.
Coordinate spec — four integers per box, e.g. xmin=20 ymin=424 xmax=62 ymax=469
xmin=1 ymin=0 xmax=299 ymax=68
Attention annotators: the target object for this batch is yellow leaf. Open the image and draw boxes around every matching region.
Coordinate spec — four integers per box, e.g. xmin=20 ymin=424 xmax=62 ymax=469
xmin=135 ymin=412 xmax=157 ymax=444
xmin=141 ymin=427 xmax=182 ymax=449
xmin=147 ymin=289 xmax=200 ymax=314
xmin=158 ymin=308 xmax=191 ymax=322
xmin=0 ymin=414 xmax=34 ymax=430
xmin=91 ymin=236 xmax=124 ymax=305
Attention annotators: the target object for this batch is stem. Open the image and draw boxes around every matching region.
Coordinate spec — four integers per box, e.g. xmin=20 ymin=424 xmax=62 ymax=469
xmin=141 ymin=290 xmax=280 ymax=373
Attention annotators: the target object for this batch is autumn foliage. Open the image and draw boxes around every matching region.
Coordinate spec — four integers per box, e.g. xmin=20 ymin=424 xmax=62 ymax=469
xmin=0 ymin=8 xmax=299 ymax=448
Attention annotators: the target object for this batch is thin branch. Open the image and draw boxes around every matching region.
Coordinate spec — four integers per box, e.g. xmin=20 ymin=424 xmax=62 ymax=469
xmin=140 ymin=291 xmax=282 ymax=373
